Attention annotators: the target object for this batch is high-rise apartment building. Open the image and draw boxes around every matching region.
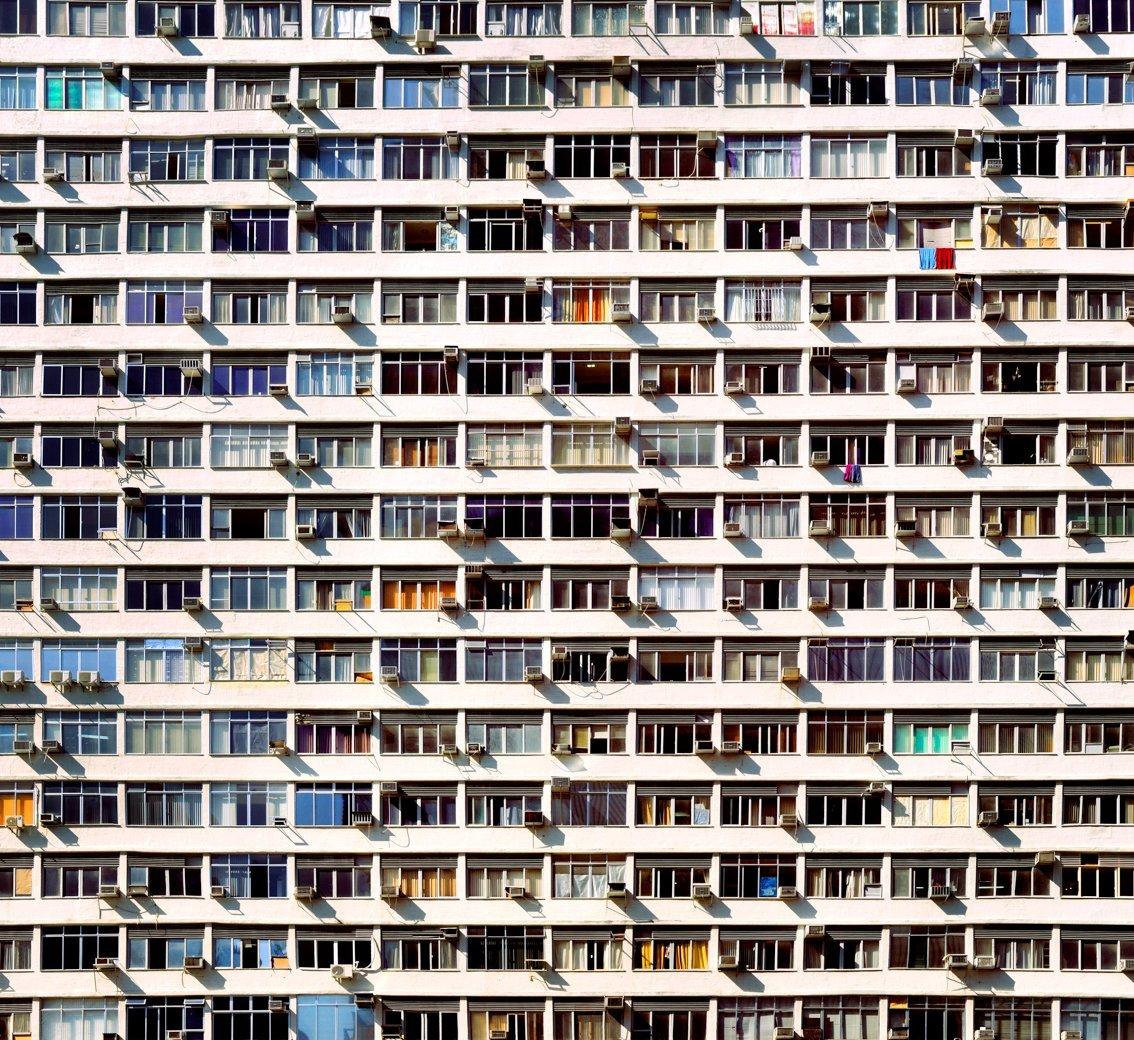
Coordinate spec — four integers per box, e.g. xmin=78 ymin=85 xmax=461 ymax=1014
xmin=0 ymin=4 xmax=1132 ymax=1040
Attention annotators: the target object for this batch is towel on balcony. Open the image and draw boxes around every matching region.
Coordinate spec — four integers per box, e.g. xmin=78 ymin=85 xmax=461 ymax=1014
xmin=918 ymin=247 xmax=937 ymax=270
xmin=936 ymin=247 xmax=955 ymax=270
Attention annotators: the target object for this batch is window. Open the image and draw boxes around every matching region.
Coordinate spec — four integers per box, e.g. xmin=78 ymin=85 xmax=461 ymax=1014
xmin=213 ymin=933 xmax=288 ymax=969
xmin=126 ymin=495 xmax=202 ymax=539
xmin=130 ymin=139 xmax=206 ymax=182
xmin=42 ymin=712 xmax=117 ymax=754
xmin=571 ymin=0 xmax=644 ymax=31
xmin=725 ymin=280 xmax=802 ymax=322
xmin=224 ymin=1 xmax=300 ymax=35
xmin=0 ymin=0 xmax=36 ymax=31
xmin=1062 ymin=855 xmax=1134 ymax=897
xmin=213 ymin=137 xmax=290 ymax=179
xmin=466 ymin=639 xmax=542 ymax=681
xmin=985 ymin=133 xmax=1058 ymax=176
xmin=210 ymin=639 xmax=287 ymax=681
xmin=551 ymin=424 xmax=628 ymax=466
xmin=125 ymin=712 xmax=202 ymax=755
xmin=809 ymin=427 xmax=885 ymax=462
xmin=296 ymin=857 xmax=371 ymax=897
xmin=45 ymin=216 xmax=119 ymax=254
xmin=980 ymin=642 xmax=1056 ymax=682
xmin=210 ymin=854 xmax=287 ymax=898
xmin=211 ymin=359 xmax=287 ymax=396
xmin=382 ymin=136 xmax=451 ymax=179
xmin=978 ymin=785 xmax=1053 ymax=826
xmin=811 ymin=135 xmax=888 ymax=177
xmin=298 ymin=136 xmax=375 ymax=179
xmin=210 ymin=712 xmax=287 ymax=755
xmin=719 ymin=854 xmax=796 ymax=898
xmin=0 ymin=283 xmax=34 ymax=324
xmin=724 ymin=643 xmax=800 ymax=682
xmin=41 ymin=927 xmax=118 ymax=970
xmin=125 ymin=280 xmax=203 ymax=324
xmin=131 ymin=73 xmax=206 ymax=111
xmin=487 ymin=0 xmax=562 ymax=32
xmin=974 ymin=930 xmax=1050 ymax=969
xmin=893 ymin=716 xmax=969 ymax=753
xmin=892 ymin=859 xmax=967 ymax=898
xmin=892 ymin=784 xmax=969 ymax=826
xmin=551 ymin=715 xmax=626 ymax=753
xmin=979 ymin=569 xmax=1057 ymax=609
xmin=656 ymin=1 xmax=726 ymax=29
xmin=135 ymin=0 xmax=214 ymax=32
xmin=1066 ymin=714 xmax=1134 ymax=752
xmin=212 ymin=501 xmax=288 ymax=539
xmin=312 ymin=2 xmax=373 ymax=33
xmin=41 ymin=782 xmax=119 ymax=826
xmin=634 ymin=931 xmax=710 ymax=969
xmin=1068 ymin=64 xmax=1134 ymax=105
xmin=725 ymin=496 xmax=800 ymax=538
xmin=637 ymin=644 xmax=713 ymax=682
xmin=297 ymin=929 xmax=372 ymax=969
xmin=551 ymin=782 xmax=627 ymax=826
xmin=890 ymin=927 xmax=965 ymax=968
xmin=300 ymin=71 xmax=375 ymax=108
xmin=807 ymin=710 xmax=884 ymax=751
xmin=296 ymin=640 xmax=372 ymax=683
xmin=43 ymin=858 xmax=117 ymax=897
xmin=810 ymin=494 xmax=887 ymax=536
xmin=127 ymin=783 xmax=203 ymax=826
xmin=465 ymin=495 xmax=542 ymax=538
xmin=981 ymin=499 xmax=1056 ymax=536
xmin=45 ymin=68 xmax=123 ymax=109
xmin=639 ymin=568 xmax=714 ymax=611
xmin=379 ymin=638 xmax=457 ymax=682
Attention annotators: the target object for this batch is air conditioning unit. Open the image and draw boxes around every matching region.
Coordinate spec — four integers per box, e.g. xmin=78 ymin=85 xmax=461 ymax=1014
xmin=605 ymin=998 xmax=625 ymax=1012
xmin=781 ymin=665 xmax=802 ymax=685
xmin=505 ymin=884 xmax=528 ymax=898
xmin=354 ymin=379 xmax=373 ymax=394
xmin=694 ymin=739 xmax=715 ymax=756
xmin=609 ymin=301 xmax=632 ymax=323
xmin=982 ymin=521 xmax=1002 ymax=539
xmin=973 ymin=955 xmax=998 ymax=970
xmin=1039 ymin=669 xmax=1057 ymax=681
xmin=867 ymin=781 xmax=887 ymax=795
xmin=99 ymin=884 xmax=120 ymax=899
xmin=777 ymin=885 xmax=798 ymax=900
xmin=444 ymin=205 xmax=460 ymax=223
xmin=380 ymin=666 xmax=400 ymax=685
xmin=1068 ymin=446 xmax=1091 ymax=465
xmin=269 ymin=93 xmax=290 ymax=110
xmin=896 ymin=377 xmax=917 ymax=395
xmin=268 ymin=739 xmax=290 ymax=756
xmin=697 ymin=306 xmax=717 ymax=324
xmin=440 ymin=743 xmax=460 ymax=757
xmin=1039 ymin=596 xmax=1059 ymax=610
xmin=773 ymin=1031 xmax=794 ymax=1040
xmin=1073 ymin=12 xmax=1090 ymax=28
xmin=332 ymin=306 xmax=354 ymax=325
xmin=43 ymin=166 xmax=64 ymax=182
xmin=639 ymin=595 xmax=658 ymax=614
xmin=982 ymin=159 xmax=1004 ymax=177
xmin=464 ymin=519 xmax=485 ymax=544
xmin=980 ymin=87 xmax=1002 ymax=106
xmin=294 ymin=885 xmax=318 ymax=901
xmin=270 ymin=451 xmax=289 ymax=468
xmin=721 ymin=740 xmax=742 ymax=754
xmin=611 ymin=162 xmax=629 ymax=178
xmin=523 ymin=810 xmax=545 ymax=828
xmin=95 ymin=958 xmax=118 ymax=971
xmin=691 ymin=883 xmax=713 ymax=901
xmin=78 ymin=670 xmax=102 ymax=689
xmin=183 ymin=956 xmax=205 ymax=971
xmin=439 ymin=595 xmax=460 ymax=614
xmin=551 ymin=776 xmax=571 ymax=791
xmin=183 ymin=637 xmax=204 ymax=653
xmin=438 ymin=520 xmax=460 ymax=540
xmin=98 ymin=357 xmax=117 ymax=376
xmin=414 ymin=26 xmax=436 ymax=49
xmin=49 ymin=670 xmax=72 ymax=688
xmin=524 ymin=666 xmax=544 ymax=683
xmin=179 ymin=596 xmax=203 ymax=613
xmin=156 ymin=14 xmax=178 ymax=33
xmin=723 ymin=521 xmax=743 ymax=538
xmin=809 ymin=302 xmax=831 ymax=325
xmin=490 ymin=1029 xmax=510 ymax=1040
xmin=296 ymin=452 xmax=316 ymax=469
xmin=607 ymin=881 xmax=628 ymax=900
xmin=725 ymin=451 xmax=746 ymax=467
xmin=127 ymin=883 xmax=150 ymax=897
xmin=11 ymin=740 xmax=33 ymax=757
xmin=990 ymin=8 xmax=1010 ymax=32
xmin=944 ymin=953 xmax=970 ymax=970
xmin=930 ymin=884 xmax=955 ymax=901
xmin=210 ymin=885 xmax=228 ymax=898
xmin=266 ymin=159 xmax=290 ymax=181
xmin=955 ymin=128 xmax=976 ymax=145
xmin=12 ymin=231 xmax=35 ymax=256
xmin=895 ymin=519 xmax=918 ymax=539
xmin=268 ymin=1001 xmax=287 ymax=1014
xmin=296 ymin=523 xmax=317 ymax=539
xmin=808 ymin=596 xmax=829 ymax=613
xmin=977 ymin=810 xmax=999 ymax=827
xmin=525 ymin=158 xmax=546 ymax=179
xmin=724 ymin=595 xmax=744 ymax=612
xmin=778 ymin=811 xmax=798 ymax=829
xmin=330 ymin=963 xmax=355 ymax=981
xmin=809 ymin=520 xmax=832 ymax=538
xmin=380 ymin=885 xmax=401 ymax=900
xmin=295 ymin=200 xmax=315 ymax=219
xmin=974 ymin=1029 xmax=995 ymax=1040
xmin=982 ymin=301 xmax=1005 ymax=321
xmin=1034 ymin=850 xmax=1055 ymax=867
xmin=4 ymin=815 xmax=24 ymax=833
xmin=723 ymin=380 xmax=745 ymax=397
xmin=810 ymin=450 xmax=830 ymax=467
xmin=11 ymin=452 xmax=32 ymax=469
xmin=865 ymin=741 xmax=883 ymax=756
xmin=954 ymin=447 xmax=975 ymax=465
xmin=1067 ymin=520 xmax=1090 ymax=536
xmin=784 ymin=235 xmax=803 ymax=251
xmin=551 ymin=742 xmax=573 ymax=756
xmin=370 ymin=12 xmax=391 ymax=35
xmin=525 ymin=376 xmax=544 ymax=396
xmin=466 ymin=742 xmax=485 ymax=756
